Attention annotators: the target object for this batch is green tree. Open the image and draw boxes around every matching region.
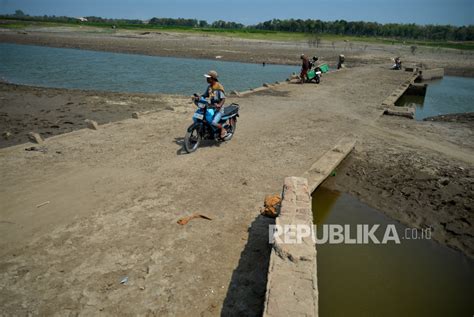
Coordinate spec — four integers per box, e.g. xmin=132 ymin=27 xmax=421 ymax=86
xmin=14 ymin=9 xmax=26 ymax=17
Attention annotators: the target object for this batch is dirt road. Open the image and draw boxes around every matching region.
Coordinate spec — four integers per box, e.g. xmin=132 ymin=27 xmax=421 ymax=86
xmin=0 ymin=65 xmax=473 ymax=316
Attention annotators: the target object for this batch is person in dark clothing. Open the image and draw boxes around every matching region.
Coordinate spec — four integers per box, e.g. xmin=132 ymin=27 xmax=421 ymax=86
xmin=300 ymin=54 xmax=310 ymax=84
xmin=337 ymin=54 xmax=345 ymax=69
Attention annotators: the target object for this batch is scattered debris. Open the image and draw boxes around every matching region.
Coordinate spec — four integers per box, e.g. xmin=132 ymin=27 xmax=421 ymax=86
xmin=36 ymin=201 xmax=50 ymax=208
xmin=177 ymin=213 xmax=213 ymax=225
xmin=2 ymin=131 xmax=12 ymax=140
xmin=25 ymin=146 xmax=48 ymax=153
xmin=0 ymin=220 xmax=15 ymax=225
xmin=120 ymin=277 xmax=129 ymax=285
xmin=260 ymin=194 xmax=282 ymax=218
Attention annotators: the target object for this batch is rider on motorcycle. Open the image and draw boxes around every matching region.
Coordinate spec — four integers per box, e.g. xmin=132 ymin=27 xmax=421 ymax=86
xmin=194 ymin=70 xmax=227 ymax=139
xmin=310 ymin=56 xmax=319 ymax=69
xmin=392 ymin=57 xmax=402 ymax=70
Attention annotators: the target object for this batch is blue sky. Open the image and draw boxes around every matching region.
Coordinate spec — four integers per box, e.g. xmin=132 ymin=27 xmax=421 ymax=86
xmin=0 ymin=0 xmax=472 ymax=26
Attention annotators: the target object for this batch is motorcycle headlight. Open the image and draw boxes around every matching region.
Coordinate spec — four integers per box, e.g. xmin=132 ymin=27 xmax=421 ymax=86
xmin=198 ymin=103 xmax=206 ymax=109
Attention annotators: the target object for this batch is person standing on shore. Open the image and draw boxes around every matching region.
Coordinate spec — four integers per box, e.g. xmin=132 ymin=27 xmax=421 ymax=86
xmin=337 ymin=54 xmax=345 ymax=69
xmin=300 ymin=54 xmax=310 ymax=83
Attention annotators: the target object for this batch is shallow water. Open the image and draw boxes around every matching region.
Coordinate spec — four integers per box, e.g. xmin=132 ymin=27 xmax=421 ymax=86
xmin=0 ymin=43 xmax=298 ymax=95
xmin=395 ymin=76 xmax=474 ymax=120
xmin=312 ymin=187 xmax=474 ymax=317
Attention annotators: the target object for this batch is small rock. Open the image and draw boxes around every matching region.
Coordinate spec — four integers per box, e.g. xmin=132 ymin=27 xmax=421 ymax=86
xmin=84 ymin=119 xmax=99 ymax=130
xmin=438 ymin=177 xmax=450 ymax=186
xmin=2 ymin=131 xmax=12 ymax=140
xmin=229 ymin=90 xmax=241 ymax=97
xmin=27 ymin=132 xmax=43 ymax=144
xmin=132 ymin=112 xmax=140 ymax=119
xmin=25 ymin=146 xmax=47 ymax=153
xmin=263 ymin=83 xmax=271 ymax=88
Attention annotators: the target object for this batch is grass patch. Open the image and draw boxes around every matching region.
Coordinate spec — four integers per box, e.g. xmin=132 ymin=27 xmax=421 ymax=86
xmin=0 ymin=21 xmax=31 ymax=29
xmin=1 ymin=19 xmax=473 ymax=50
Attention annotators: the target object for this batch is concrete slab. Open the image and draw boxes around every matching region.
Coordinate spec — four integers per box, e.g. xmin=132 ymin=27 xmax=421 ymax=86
xmin=302 ymin=137 xmax=357 ymax=193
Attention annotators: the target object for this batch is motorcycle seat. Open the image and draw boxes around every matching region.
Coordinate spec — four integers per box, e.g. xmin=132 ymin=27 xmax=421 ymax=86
xmin=223 ymin=104 xmax=239 ymax=117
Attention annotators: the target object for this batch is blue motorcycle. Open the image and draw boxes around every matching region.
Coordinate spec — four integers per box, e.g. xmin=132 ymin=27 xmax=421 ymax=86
xmin=183 ymin=95 xmax=239 ymax=153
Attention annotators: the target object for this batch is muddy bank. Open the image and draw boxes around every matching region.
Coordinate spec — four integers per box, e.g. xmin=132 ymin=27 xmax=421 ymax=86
xmin=424 ymin=112 xmax=474 ymax=124
xmin=323 ymin=118 xmax=474 ymax=259
xmin=0 ymin=83 xmax=187 ymax=148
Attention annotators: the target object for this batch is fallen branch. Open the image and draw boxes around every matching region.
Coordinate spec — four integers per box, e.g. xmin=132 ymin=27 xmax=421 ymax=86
xmin=177 ymin=213 xmax=212 ymax=225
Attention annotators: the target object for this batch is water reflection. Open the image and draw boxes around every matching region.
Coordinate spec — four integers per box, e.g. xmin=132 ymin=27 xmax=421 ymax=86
xmin=312 ymin=187 xmax=474 ymax=317
xmin=395 ymin=76 xmax=474 ymax=120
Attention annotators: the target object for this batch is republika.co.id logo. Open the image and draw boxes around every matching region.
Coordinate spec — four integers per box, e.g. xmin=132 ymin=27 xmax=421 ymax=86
xmin=269 ymin=224 xmax=432 ymax=244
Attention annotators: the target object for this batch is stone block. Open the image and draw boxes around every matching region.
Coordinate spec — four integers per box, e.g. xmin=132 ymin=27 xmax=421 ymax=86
xmin=84 ymin=119 xmax=99 ymax=130
xmin=27 ymin=132 xmax=43 ymax=144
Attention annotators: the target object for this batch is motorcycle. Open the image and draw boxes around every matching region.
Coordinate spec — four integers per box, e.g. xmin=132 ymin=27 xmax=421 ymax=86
xmin=183 ymin=95 xmax=239 ymax=153
xmin=306 ymin=57 xmax=322 ymax=84
xmin=306 ymin=66 xmax=322 ymax=84
xmin=391 ymin=57 xmax=402 ymax=70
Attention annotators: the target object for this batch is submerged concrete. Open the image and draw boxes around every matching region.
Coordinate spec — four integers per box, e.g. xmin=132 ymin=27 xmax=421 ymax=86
xmin=382 ymin=72 xmax=419 ymax=119
xmin=419 ymin=68 xmax=445 ymax=81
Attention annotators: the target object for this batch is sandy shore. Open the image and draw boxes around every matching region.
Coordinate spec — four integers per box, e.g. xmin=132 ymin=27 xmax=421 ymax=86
xmin=1 ymin=25 xmax=474 ymax=76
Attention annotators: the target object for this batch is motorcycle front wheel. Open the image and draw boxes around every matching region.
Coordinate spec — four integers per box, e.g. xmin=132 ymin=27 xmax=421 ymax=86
xmin=184 ymin=125 xmax=202 ymax=153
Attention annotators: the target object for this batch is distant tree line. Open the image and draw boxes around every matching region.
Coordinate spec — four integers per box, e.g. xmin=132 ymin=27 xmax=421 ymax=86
xmin=253 ymin=19 xmax=474 ymax=41
xmin=148 ymin=18 xmax=244 ymax=29
xmin=2 ymin=10 xmax=472 ymax=41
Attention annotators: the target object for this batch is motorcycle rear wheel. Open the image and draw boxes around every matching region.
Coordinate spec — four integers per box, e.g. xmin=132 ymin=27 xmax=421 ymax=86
xmin=223 ymin=118 xmax=237 ymax=141
xmin=184 ymin=126 xmax=202 ymax=153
